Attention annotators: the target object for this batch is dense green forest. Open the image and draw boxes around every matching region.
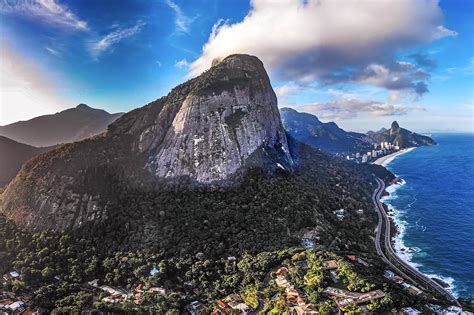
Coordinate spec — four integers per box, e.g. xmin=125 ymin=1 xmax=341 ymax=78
xmin=0 ymin=142 xmax=404 ymax=312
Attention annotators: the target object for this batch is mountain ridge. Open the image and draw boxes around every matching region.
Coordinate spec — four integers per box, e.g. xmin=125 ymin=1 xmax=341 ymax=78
xmin=0 ymin=136 xmax=56 ymax=188
xmin=0 ymin=104 xmax=123 ymax=147
xmin=280 ymin=107 xmax=373 ymax=155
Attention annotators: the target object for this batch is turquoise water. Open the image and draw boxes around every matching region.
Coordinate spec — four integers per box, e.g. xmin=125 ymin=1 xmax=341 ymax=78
xmin=382 ymin=133 xmax=474 ymax=298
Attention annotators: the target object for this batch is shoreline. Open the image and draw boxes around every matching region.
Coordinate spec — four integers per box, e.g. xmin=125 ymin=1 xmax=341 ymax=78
xmin=372 ymin=147 xmax=416 ymax=166
xmin=379 ymin=148 xmax=458 ymax=297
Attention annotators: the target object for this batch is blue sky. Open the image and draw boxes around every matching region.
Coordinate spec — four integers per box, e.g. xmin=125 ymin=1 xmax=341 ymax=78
xmin=0 ymin=0 xmax=473 ymax=132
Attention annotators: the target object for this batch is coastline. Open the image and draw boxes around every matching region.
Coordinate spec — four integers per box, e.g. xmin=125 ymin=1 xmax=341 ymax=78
xmin=372 ymin=147 xmax=416 ymax=166
xmin=379 ymin=147 xmax=458 ymax=296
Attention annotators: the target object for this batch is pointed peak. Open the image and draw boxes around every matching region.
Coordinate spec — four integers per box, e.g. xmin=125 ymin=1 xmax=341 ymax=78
xmin=76 ymin=103 xmax=91 ymax=110
xmin=391 ymin=121 xmax=400 ymax=130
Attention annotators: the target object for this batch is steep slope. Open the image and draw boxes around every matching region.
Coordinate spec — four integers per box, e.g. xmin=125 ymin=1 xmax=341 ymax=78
xmin=280 ymin=107 xmax=372 ymax=155
xmin=368 ymin=121 xmax=436 ymax=148
xmin=0 ymin=54 xmax=293 ymax=231
xmin=0 ymin=136 xmax=55 ymax=187
xmin=0 ymin=104 xmax=123 ymax=147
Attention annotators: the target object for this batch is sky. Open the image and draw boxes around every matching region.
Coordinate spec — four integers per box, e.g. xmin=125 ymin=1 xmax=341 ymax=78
xmin=0 ymin=0 xmax=473 ymax=133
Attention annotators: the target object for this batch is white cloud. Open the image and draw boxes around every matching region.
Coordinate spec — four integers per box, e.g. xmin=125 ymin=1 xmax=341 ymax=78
xmin=0 ymin=41 xmax=70 ymax=125
xmin=190 ymin=0 xmax=457 ymax=96
xmin=165 ymin=0 xmax=194 ymax=34
xmin=275 ymin=83 xmax=301 ymax=98
xmin=293 ymin=99 xmax=425 ymax=120
xmin=89 ymin=20 xmax=146 ymax=59
xmin=175 ymin=58 xmax=189 ymax=69
xmin=0 ymin=0 xmax=88 ymax=30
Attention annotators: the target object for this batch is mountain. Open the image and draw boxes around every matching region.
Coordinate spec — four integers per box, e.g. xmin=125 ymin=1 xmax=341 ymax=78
xmin=280 ymin=107 xmax=373 ymax=155
xmin=0 ymin=136 xmax=55 ymax=187
xmin=368 ymin=121 xmax=436 ymax=148
xmin=0 ymin=104 xmax=123 ymax=147
xmin=0 ymin=54 xmax=299 ymax=231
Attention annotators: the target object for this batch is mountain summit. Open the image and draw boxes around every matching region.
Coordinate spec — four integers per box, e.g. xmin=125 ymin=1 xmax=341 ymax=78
xmin=0 ymin=54 xmax=294 ymax=231
xmin=391 ymin=120 xmax=400 ymax=131
xmin=369 ymin=121 xmax=435 ymax=148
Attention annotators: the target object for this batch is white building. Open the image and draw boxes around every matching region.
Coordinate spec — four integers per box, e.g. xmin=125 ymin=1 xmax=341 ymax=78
xmin=402 ymin=307 xmax=421 ymax=315
xmin=361 ymin=154 xmax=368 ymax=163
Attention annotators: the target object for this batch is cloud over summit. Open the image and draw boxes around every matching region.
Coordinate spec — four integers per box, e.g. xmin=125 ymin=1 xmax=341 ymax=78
xmin=190 ymin=0 xmax=456 ymax=97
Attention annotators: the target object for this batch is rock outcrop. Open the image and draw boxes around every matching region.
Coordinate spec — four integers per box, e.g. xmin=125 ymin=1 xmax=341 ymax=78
xmin=367 ymin=120 xmax=435 ymax=148
xmin=0 ymin=54 xmax=293 ymax=231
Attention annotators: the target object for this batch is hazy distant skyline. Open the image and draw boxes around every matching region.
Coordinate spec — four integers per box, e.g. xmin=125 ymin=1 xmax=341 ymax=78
xmin=0 ymin=0 xmax=473 ymax=132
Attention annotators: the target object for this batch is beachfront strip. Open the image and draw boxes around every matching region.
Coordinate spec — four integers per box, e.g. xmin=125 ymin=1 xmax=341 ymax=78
xmin=347 ymin=141 xmax=400 ymax=164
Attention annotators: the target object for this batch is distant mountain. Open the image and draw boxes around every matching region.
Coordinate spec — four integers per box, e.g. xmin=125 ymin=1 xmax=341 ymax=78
xmin=0 ymin=104 xmax=123 ymax=147
xmin=367 ymin=121 xmax=436 ymax=148
xmin=280 ymin=107 xmax=373 ymax=155
xmin=367 ymin=127 xmax=387 ymax=136
xmin=0 ymin=136 xmax=55 ymax=187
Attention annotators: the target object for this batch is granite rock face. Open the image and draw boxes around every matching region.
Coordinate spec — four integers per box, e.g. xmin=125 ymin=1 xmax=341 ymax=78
xmin=0 ymin=54 xmax=293 ymax=231
xmin=147 ymin=55 xmax=291 ymax=183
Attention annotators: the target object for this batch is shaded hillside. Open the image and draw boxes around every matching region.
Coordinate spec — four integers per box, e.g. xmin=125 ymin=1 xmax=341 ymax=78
xmin=0 ymin=104 xmax=123 ymax=147
xmin=0 ymin=136 xmax=55 ymax=187
xmin=280 ymin=107 xmax=373 ymax=155
xmin=368 ymin=121 xmax=436 ymax=148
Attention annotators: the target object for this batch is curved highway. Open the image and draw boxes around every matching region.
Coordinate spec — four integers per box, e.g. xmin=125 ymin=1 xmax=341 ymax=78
xmin=372 ymin=177 xmax=460 ymax=307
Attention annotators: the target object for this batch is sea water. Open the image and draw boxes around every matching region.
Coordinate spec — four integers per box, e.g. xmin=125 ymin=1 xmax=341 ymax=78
xmin=381 ymin=133 xmax=474 ymax=299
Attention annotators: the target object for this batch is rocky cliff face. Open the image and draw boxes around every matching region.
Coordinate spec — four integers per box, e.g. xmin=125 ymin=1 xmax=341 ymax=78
xmin=0 ymin=54 xmax=293 ymax=231
xmin=142 ymin=55 xmax=292 ymax=183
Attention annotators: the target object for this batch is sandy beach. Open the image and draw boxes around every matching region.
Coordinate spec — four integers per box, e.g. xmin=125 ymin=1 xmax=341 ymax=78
xmin=372 ymin=147 xmax=416 ymax=166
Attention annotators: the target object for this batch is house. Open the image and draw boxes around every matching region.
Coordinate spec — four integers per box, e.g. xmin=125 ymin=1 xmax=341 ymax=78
xmin=224 ymin=294 xmax=249 ymax=313
xmin=276 ymin=276 xmax=291 ymax=288
xmin=148 ymin=287 xmax=167 ymax=296
xmin=2 ymin=271 xmax=20 ymax=283
xmin=99 ymin=285 xmax=127 ymax=296
xmin=295 ymin=303 xmax=319 ymax=315
xmin=392 ymin=275 xmax=404 ymax=284
xmin=384 ymin=270 xmax=395 ymax=278
xmin=334 ymin=209 xmax=346 ymax=220
xmin=296 ymin=297 xmax=306 ymax=306
xmin=102 ymin=294 xmax=126 ymax=304
xmin=406 ymin=285 xmax=423 ymax=296
xmin=346 ymin=255 xmax=357 ymax=262
xmin=275 ymin=267 xmax=288 ymax=276
xmin=4 ymin=301 xmax=25 ymax=313
xmin=286 ymin=287 xmax=300 ymax=303
xmin=217 ymin=300 xmax=227 ymax=309
xmin=323 ymin=287 xmax=385 ymax=307
xmin=441 ymin=306 xmax=463 ymax=315
xmin=186 ymin=301 xmax=205 ymax=315
xmin=323 ymin=260 xmax=338 ymax=270
xmin=402 ymin=307 xmax=421 ymax=315
xmin=87 ymin=279 xmax=99 ymax=287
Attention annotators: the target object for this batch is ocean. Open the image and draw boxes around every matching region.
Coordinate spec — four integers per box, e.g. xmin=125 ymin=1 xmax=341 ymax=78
xmin=381 ymin=133 xmax=474 ymax=299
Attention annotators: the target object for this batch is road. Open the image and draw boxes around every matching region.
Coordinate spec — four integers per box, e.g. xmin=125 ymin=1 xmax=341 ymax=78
xmin=372 ymin=177 xmax=460 ymax=307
